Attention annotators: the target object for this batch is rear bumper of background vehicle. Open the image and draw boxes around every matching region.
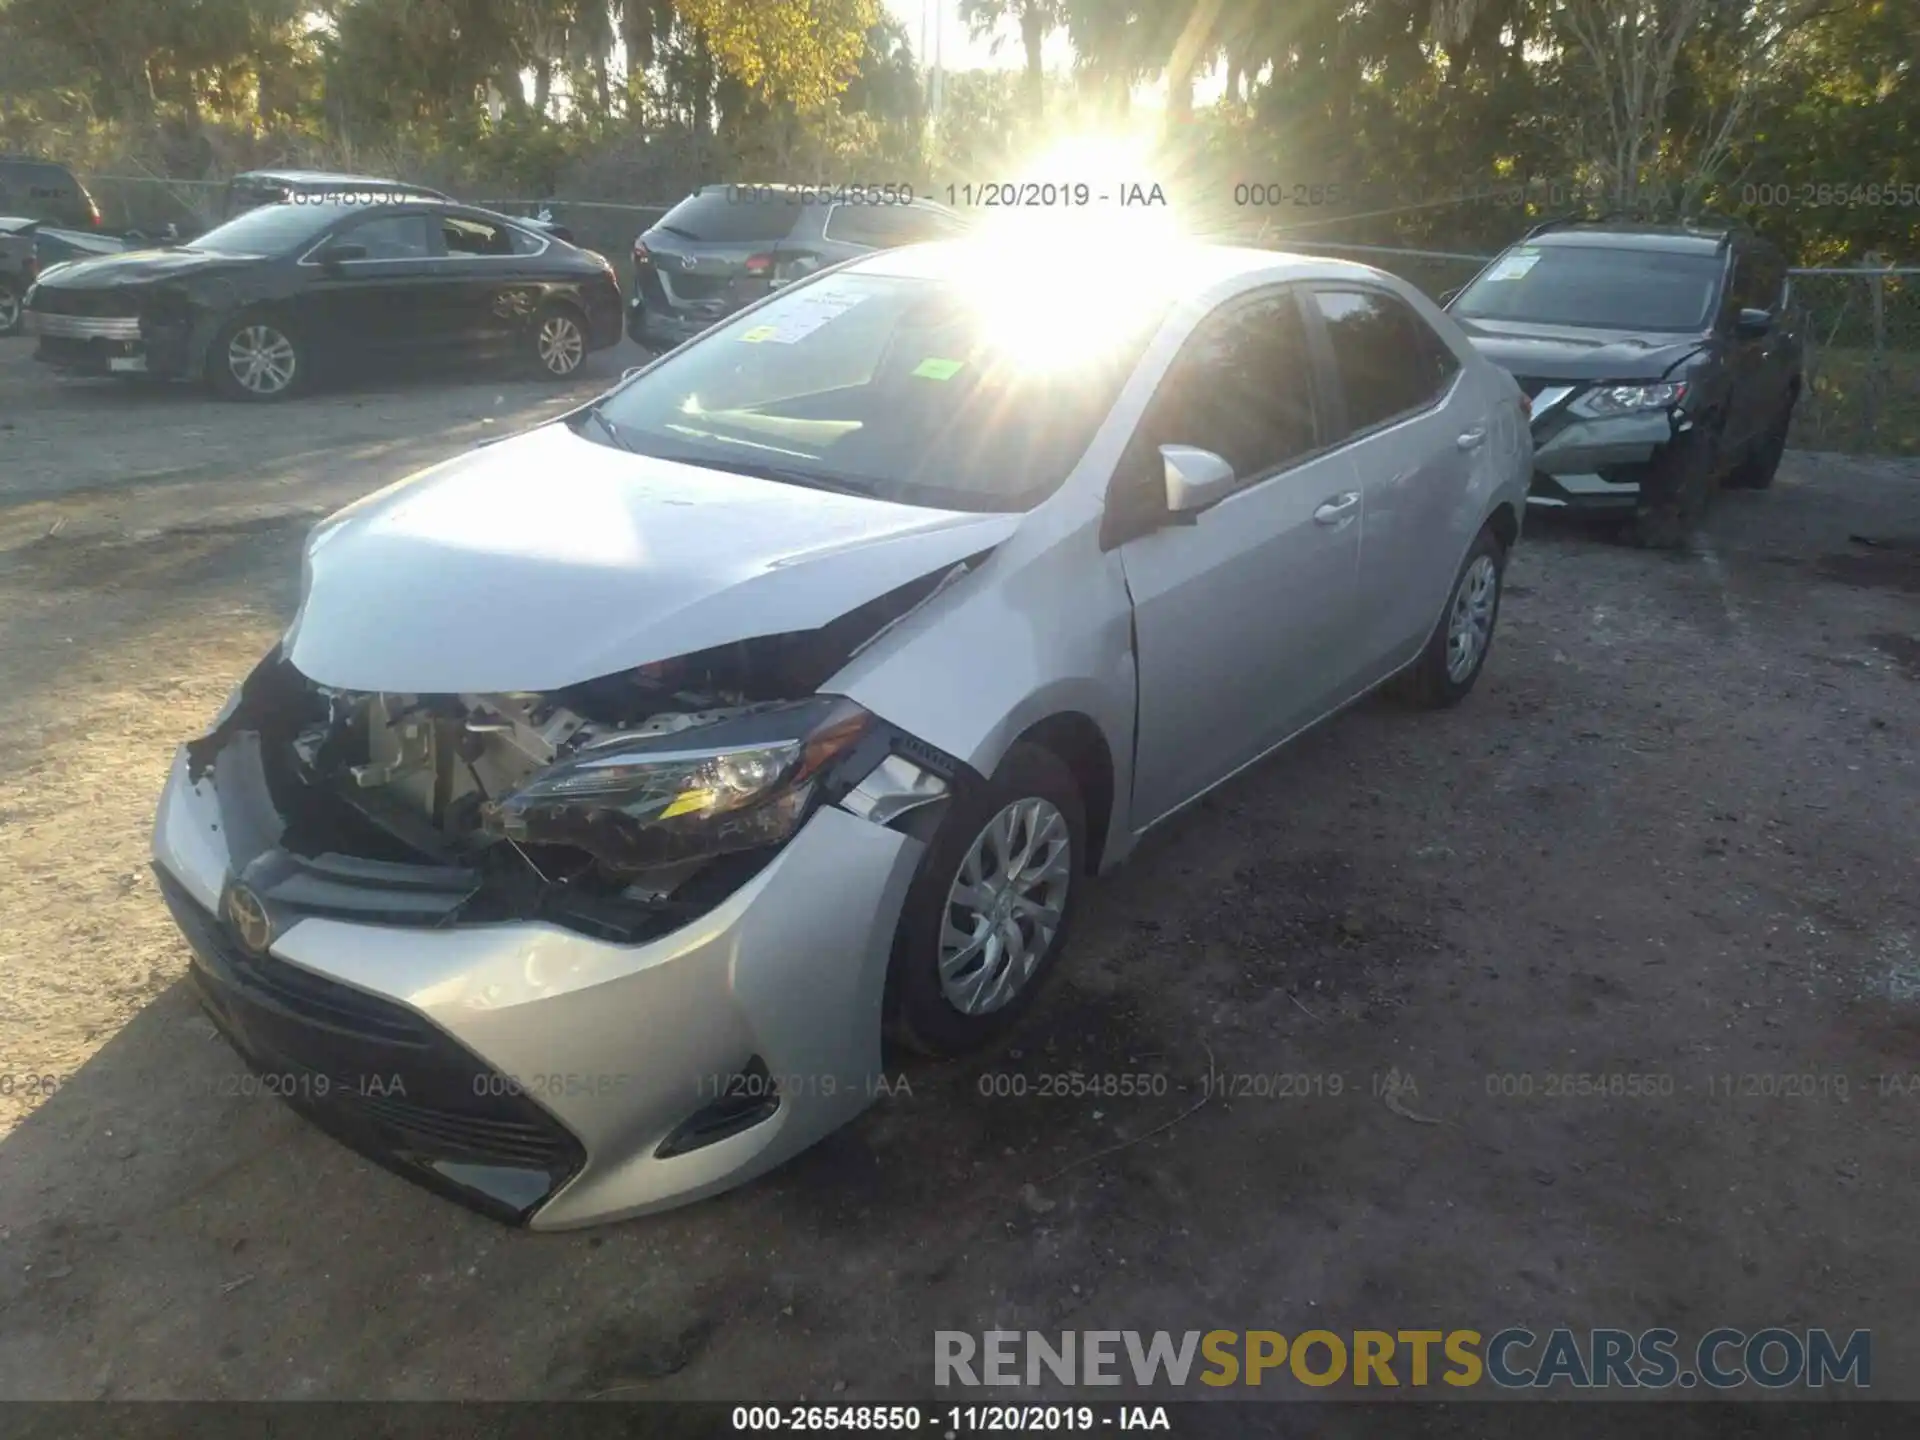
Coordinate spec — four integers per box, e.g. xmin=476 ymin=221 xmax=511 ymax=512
xmin=151 ymin=745 xmax=923 ymax=1229
xmin=627 ymin=296 xmax=730 ymax=348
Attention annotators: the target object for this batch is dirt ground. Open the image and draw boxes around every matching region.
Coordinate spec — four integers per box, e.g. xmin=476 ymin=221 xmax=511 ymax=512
xmin=2 ymin=332 xmax=1918 ymax=1410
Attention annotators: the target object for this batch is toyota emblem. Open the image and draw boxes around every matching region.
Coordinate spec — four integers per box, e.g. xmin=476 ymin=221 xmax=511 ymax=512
xmin=223 ymin=884 xmax=273 ymax=957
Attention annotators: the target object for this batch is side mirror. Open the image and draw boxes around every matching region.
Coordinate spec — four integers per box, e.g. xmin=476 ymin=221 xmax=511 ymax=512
xmin=1161 ymin=444 xmax=1238 ymax=515
xmin=1736 ymin=307 xmax=1773 ymax=338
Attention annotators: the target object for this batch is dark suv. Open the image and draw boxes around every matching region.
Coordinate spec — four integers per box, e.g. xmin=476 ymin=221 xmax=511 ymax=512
xmin=0 ymin=155 xmax=102 ymax=230
xmin=629 ymin=184 xmax=965 ymax=350
xmin=1447 ymin=219 xmax=1803 ymax=547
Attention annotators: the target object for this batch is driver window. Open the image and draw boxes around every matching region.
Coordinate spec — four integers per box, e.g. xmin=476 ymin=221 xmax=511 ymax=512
xmin=1139 ymin=288 xmax=1319 ymax=481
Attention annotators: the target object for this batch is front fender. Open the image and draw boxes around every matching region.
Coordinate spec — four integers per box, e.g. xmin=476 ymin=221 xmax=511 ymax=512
xmin=827 ymin=515 xmax=1141 ymax=869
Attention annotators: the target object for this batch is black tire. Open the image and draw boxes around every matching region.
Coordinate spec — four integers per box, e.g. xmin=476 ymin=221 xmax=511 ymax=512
xmin=0 ymin=278 xmax=22 ymax=337
xmin=1396 ymin=524 xmax=1507 ymax=709
xmin=527 ymin=302 xmax=588 ymax=380
xmin=1629 ymin=425 xmax=1717 ymax=549
xmin=1726 ymin=387 xmax=1796 ymax=491
xmin=885 ymin=742 xmax=1087 ymax=1059
xmin=207 ymin=311 xmax=307 ymax=402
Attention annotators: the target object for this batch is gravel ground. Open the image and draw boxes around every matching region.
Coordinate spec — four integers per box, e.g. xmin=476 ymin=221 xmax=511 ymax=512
xmin=1 ymin=333 xmax=1918 ymax=1409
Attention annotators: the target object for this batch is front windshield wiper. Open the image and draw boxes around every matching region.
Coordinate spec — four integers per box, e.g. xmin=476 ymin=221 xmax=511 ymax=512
xmin=566 ymin=400 xmax=634 ymax=453
xmin=646 ymin=451 xmax=877 ymax=498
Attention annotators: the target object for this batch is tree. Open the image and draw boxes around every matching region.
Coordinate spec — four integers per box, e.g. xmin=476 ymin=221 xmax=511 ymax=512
xmin=960 ymin=0 xmax=1066 ymax=119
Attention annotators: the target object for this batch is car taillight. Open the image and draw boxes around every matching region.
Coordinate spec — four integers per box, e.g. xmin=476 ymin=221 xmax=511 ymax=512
xmin=87 ymin=198 xmax=102 ymax=227
xmin=22 ymin=256 xmax=36 ymax=282
xmin=743 ymin=252 xmax=774 ymax=277
xmin=633 ymin=241 xmax=652 ymax=266
xmin=1518 ymin=391 xmax=1532 ymax=419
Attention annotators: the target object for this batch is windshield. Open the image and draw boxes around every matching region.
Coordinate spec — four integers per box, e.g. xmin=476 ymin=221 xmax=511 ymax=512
xmin=589 ymin=266 xmax=1167 ymax=513
xmin=1453 ymin=244 xmax=1724 ymax=333
xmin=187 ymin=203 xmax=348 ymax=255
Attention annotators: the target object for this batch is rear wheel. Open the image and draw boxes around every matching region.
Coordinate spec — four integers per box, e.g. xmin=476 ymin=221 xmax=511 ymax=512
xmin=208 ymin=312 xmax=306 ymax=401
xmin=1397 ymin=524 xmax=1506 ymax=709
xmin=1726 ymin=387 xmax=1796 ymax=490
xmin=0 ymin=278 xmax=22 ymax=336
xmin=527 ymin=303 xmax=587 ymax=380
xmin=885 ymin=743 xmax=1086 ymax=1059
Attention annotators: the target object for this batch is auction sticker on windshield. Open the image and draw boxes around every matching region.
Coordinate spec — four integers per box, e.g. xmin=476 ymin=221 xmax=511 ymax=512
xmin=740 ymin=288 xmax=868 ymax=344
xmin=912 ymin=357 xmax=966 ymax=380
xmin=1484 ymin=248 xmax=1541 ymax=281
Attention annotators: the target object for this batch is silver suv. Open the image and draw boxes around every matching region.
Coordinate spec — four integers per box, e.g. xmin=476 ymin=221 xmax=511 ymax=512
xmin=628 ymin=184 xmax=966 ymax=349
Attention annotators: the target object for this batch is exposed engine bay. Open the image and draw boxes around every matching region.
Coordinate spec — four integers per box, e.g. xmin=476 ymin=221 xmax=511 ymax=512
xmin=186 ymin=572 xmax=977 ymax=943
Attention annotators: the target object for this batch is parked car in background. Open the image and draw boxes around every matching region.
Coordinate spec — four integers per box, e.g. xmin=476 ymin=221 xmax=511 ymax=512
xmin=220 ymin=171 xmax=580 ymax=245
xmin=628 ymin=184 xmax=966 ymax=350
xmin=0 ymin=218 xmax=38 ymax=334
xmin=152 ymin=239 xmax=1528 ymax=1227
xmin=1447 ymin=218 xmax=1803 ymax=547
xmin=0 ymin=154 xmax=103 ymax=231
xmin=24 ymin=197 xmax=622 ymax=398
xmin=218 ymin=169 xmax=449 ymax=222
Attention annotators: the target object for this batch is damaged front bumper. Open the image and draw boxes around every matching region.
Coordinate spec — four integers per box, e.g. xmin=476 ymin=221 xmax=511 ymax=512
xmin=151 ymin=714 xmax=939 ymax=1229
xmin=1526 ymin=405 xmax=1679 ymax=508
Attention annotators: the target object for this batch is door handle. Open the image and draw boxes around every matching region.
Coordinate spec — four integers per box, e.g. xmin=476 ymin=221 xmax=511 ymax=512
xmin=1456 ymin=427 xmax=1488 ymax=450
xmin=1313 ymin=492 xmax=1360 ymax=524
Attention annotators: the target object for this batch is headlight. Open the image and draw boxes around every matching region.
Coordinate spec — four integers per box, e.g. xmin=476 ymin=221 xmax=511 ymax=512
xmin=1571 ymin=381 xmax=1687 ymax=418
xmin=482 ymin=695 xmax=871 ymax=870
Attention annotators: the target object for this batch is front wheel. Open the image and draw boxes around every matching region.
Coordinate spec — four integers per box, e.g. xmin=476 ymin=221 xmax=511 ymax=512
xmin=208 ymin=313 xmax=306 ymax=401
xmin=885 ymin=743 xmax=1087 ymax=1058
xmin=527 ymin=303 xmax=587 ymax=380
xmin=1396 ymin=524 xmax=1506 ymax=709
xmin=1726 ymin=389 xmax=1796 ymax=491
xmin=0 ymin=278 xmax=22 ymax=336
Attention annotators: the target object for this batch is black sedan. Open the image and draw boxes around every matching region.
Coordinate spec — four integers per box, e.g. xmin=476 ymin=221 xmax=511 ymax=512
xmin=22 ymin=198 xmax=624 ymax=399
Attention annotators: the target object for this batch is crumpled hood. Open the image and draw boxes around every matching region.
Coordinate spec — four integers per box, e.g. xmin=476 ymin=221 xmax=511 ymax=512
xmin=34 ymin=245 xmax=254 ymax=287
xmin=285 ymin=421 xmax=1020 ymax=693
xmin=1452 ymin=316 xmax=1705 ymax=382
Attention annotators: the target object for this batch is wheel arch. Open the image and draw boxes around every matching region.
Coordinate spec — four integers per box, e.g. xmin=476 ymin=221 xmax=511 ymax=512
xmin=1011 ymin=712 xmax=1116 ymax=875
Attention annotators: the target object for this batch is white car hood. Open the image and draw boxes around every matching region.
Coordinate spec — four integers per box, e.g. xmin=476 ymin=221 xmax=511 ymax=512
xmin=284 ymin=421 xmax=1019 ymax=693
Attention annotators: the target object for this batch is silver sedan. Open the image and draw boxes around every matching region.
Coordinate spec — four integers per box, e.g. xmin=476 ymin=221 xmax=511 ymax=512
xmin=152 ymin=239 xmax=1532 ymax=1228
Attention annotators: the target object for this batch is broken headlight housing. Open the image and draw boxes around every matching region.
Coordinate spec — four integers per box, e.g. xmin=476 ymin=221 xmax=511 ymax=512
xmin=1570 ymin=381 xmax=1688 ymax=418
xmin=481 ymin=695 xmax=870 ymax=871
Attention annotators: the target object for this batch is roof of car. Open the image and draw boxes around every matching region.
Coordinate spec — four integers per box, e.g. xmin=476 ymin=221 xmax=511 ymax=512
xmin=1526 ymin=224 xmax=1732 ymax=255
xmin=852 ymin=239 xmax=1393 ymax=289
xmin=233 ymin=169 xmax=446 ymax=192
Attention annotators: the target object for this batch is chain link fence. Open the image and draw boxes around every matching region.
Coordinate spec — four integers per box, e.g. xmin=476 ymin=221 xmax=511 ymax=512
xmin=65 ymin=173 xmax=1920 ymax=456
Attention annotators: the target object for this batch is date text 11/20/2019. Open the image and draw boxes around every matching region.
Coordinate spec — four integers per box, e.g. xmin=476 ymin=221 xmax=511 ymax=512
xmin=729 ymin=1405 xmax=1172 ymax=1432
xmin=943 ymin=183 xmax=1167 ymax=208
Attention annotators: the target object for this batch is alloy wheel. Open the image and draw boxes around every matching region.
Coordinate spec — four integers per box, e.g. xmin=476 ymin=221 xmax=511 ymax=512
xmin=537 ymin=314 xmax=585 ymax=375
xmin=0 ymin=283 xmax=20 ymax=333
xmin=226 ymin=324 xmax=297 ymax=396
xmin=938 ymin=797 xmax=1074 ymax=1016
xmin=1445 ymin=554 xmax=1499 ymax=683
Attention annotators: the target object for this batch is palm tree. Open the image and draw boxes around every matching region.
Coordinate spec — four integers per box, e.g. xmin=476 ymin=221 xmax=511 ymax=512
xmin=959 ymin=0 xmax=1066 ymax=118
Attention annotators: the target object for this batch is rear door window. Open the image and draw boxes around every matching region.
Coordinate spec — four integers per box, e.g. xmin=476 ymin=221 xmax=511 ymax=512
xmin=1309 ymin=288 xmax=1459 ymax=437
xmin=441 ymin=214 xmax=515 ymax=256
xmin=655 ymin=190 xmax=798 ymax=244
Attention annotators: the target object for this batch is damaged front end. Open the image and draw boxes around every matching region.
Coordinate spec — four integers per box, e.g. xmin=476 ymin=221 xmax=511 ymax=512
xmin=188 ymin=617 xmax=971 ymax=948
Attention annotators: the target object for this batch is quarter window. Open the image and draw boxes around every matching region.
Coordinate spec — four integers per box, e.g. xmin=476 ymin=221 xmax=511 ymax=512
xmin=1312 ymin=289 xmax=1459 ymax=435
xmin=1140 ymin=289 xmax=1319 ymax=480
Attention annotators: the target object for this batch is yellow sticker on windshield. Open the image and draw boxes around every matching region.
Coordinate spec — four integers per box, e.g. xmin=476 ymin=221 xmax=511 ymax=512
xmin=741 ymin=324 xmax=778 ymax=343
xmin=913 ymin=357 xmax=965 ymax=380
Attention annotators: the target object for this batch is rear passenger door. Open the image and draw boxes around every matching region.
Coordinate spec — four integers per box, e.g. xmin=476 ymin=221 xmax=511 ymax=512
xmin=437 ymin=212 xmax=548 ymax=355
xmin=1302 ymin=285 xmax=1481 ymax=680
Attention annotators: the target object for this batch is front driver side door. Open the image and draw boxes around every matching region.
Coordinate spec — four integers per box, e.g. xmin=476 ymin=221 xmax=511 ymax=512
xmin=1114 ymin=285 xmax=1368 ymax=828
xmin=296 ymin=210 xmax=444 ymax=369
